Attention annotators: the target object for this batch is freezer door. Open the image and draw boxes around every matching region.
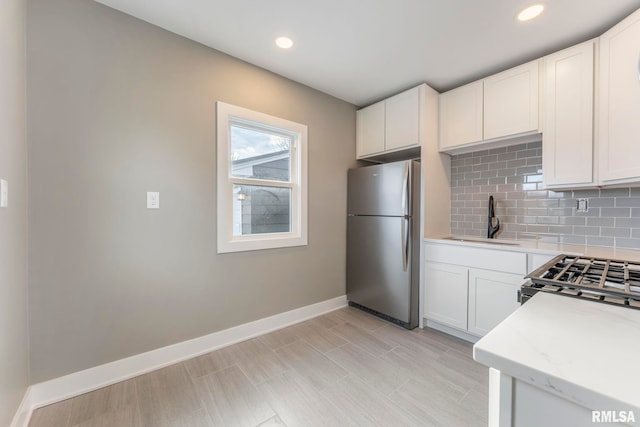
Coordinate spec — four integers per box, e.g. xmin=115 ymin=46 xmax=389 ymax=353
xmin=347 ymin=215 xmax=413 ymax=323
xmin=347 ymin=161 xmax=410 ymax=217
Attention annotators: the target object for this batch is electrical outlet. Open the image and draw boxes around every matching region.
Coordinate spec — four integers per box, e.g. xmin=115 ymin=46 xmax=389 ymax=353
xmin=577 ymin=198 xmax=588 ymax=213
xmin=147 ymin=192 xmax=159 ymax=209
xmin=0 ymin=179 xmax=7 ymax=208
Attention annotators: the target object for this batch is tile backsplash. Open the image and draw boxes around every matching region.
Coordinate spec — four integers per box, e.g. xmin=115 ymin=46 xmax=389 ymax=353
xmin=450 ymin=141 xmax=640 ymax=249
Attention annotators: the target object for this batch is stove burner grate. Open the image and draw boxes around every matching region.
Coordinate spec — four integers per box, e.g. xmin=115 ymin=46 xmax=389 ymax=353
xmin=521 ymin=254 xmax=640 ymax=309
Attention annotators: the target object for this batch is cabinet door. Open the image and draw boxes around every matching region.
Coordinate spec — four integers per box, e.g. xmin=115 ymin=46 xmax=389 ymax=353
xmin=439 ymin=81 xmax=483 ymax=150
xmin=599 ymin=9 xmax=640 ymax=184
xmin=385 ymin=86 xmax=420 ymax=151
xmin=543 ymin=41 xmax=595 ymax=188
xmin=467 ymin=269 xmax=523 ymax=337
xmin=484 ymin=61 xmax=540 ymax=140
xmin=356 ymin=101 xmax=385 ymax=158
xmin=424 ymin=262 xmax=468 ymax=331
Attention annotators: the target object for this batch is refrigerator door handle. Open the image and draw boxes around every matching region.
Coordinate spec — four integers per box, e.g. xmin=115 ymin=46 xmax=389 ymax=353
xmin=401 ymin=217 xmax=409 ymax=272
xmin=401 ymin=162 xmax=409 ymax=215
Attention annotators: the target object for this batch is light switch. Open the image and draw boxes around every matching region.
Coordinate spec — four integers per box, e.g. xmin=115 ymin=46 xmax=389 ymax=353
xmin=0 ymin=179 xmax=7 ymax=208
xmin=147 ymin=192 xmax=159 ymax=209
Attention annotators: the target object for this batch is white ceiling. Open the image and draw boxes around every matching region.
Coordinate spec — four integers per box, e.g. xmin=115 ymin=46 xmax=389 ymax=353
xmin=93 ymin=0 xmax=640 ymax=107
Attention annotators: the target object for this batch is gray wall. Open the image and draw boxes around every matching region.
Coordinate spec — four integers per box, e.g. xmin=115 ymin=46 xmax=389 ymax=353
xmin=0 ymin=0 xmax=29 ymax=423
xmin=451 ymin=141 xmax=640 ymax=249
xmin=27 ymin=0 xmax=356 ymax=382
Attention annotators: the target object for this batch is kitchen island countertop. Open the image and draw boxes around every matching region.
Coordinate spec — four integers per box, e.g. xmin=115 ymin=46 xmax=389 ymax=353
xmin=473 ymin=292 xmax=640 ymax=416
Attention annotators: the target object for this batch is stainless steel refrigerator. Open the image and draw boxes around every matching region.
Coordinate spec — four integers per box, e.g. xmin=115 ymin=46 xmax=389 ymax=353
xmin=347 ymin=160 xmax=420 ymax=329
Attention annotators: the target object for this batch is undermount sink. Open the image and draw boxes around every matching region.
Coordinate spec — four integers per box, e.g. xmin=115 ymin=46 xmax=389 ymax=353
xmin=443 ymin=237 xmax=520 ymax=246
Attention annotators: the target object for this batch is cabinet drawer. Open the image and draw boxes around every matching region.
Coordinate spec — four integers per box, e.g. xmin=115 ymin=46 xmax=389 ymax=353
xmin=527 ymin=253 xmax=559 ymax=274
xmin=425 ymin=244 xmax=527 ymax=275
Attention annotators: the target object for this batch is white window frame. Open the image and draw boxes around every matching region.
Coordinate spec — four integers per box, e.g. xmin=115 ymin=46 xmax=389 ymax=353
xmin=216 ymin=101 xmax=308 ymax=253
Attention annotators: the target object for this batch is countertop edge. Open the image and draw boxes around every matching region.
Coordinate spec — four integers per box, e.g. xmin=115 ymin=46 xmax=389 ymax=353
xmin=473 ymin=345 xmax=639 ymax=414
xmin=424 ymin=236 xmax=571 ymax=255
xmin=424 ymin=236 xmax=640 ymax=262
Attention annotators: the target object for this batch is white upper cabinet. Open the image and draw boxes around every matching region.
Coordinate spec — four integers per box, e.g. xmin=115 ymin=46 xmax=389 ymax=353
xmin=439 ymin=60 xmax=541 ymax=154
xmin=385 ymin=87 xmax=421 ymax=151
xmin=356 ymin=101 xmax=385 ymax=157
xmin=484 ymin=60 xmax=540 ymax=140
xmin=439 ymin=81 xmax=483 ymax=150
xmin=356 ymin=85 xmax=425 ymax=159
xmin=542 ymin=40 xmax=596 ymax=188
xmin=598 ymin=8 xmax=640 ymax=185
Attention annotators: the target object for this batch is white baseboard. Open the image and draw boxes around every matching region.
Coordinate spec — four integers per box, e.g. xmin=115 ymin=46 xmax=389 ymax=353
xmin=10 ymin=387 xmax=33 ymax=427
xmin=27 ymin=295 xmax=347 ymax=412
xmin=425 ymin=319 xmax=480 ymax=343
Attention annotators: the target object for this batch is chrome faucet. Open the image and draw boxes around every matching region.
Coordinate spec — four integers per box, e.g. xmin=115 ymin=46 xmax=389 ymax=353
xmin=488 ymin=195 xmax=500 ymax=239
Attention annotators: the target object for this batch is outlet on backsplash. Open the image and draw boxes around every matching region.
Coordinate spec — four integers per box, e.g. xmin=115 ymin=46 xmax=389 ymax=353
xmin=450 ymin=141 xmax=640 ymax=249
xmin=577 ymin=199 xmax=588 ymax=213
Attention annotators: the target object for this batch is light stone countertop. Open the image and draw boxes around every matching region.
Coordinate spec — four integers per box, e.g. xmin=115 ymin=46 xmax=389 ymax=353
xmin=424 ymin=235 xmax=640 ymax=262
xmin=473 ymin=292 xmax=640 ymax=414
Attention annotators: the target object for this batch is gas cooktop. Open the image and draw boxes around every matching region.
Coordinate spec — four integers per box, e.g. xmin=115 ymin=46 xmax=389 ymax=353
xmin=520 ymin=254 xmax=640 ymax=309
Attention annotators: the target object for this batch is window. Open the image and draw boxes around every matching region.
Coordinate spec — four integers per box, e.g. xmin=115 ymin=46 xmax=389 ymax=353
xmin=217 ymin=101 xmax=308 ymax=253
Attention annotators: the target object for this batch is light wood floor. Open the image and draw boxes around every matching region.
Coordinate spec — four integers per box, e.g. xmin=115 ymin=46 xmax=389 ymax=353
xmin=29 ymin=307 xmax=489 ymax=427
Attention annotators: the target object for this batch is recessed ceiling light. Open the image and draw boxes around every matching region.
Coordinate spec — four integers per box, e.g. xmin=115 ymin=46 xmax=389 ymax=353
xmin=517 ymin=4 xmax=545 ymax=21
xmin=275 ymin=36 xmax=294 ymax=49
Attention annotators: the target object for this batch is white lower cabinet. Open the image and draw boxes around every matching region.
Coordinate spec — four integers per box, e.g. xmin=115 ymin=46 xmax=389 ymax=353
xmin=467 ymin=269 xmax=523 ymax=336
xmin=423 ymin=242 xmax=548 ymax=340
xmin=424 ymin=262 xmax=468 ymax=330
xmin=425 ymin=261 xmax=522 ymax=338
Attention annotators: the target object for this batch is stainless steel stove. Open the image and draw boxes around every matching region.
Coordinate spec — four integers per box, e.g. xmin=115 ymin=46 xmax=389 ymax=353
xmin=519 ymin=254 xmax=640 ymax=309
